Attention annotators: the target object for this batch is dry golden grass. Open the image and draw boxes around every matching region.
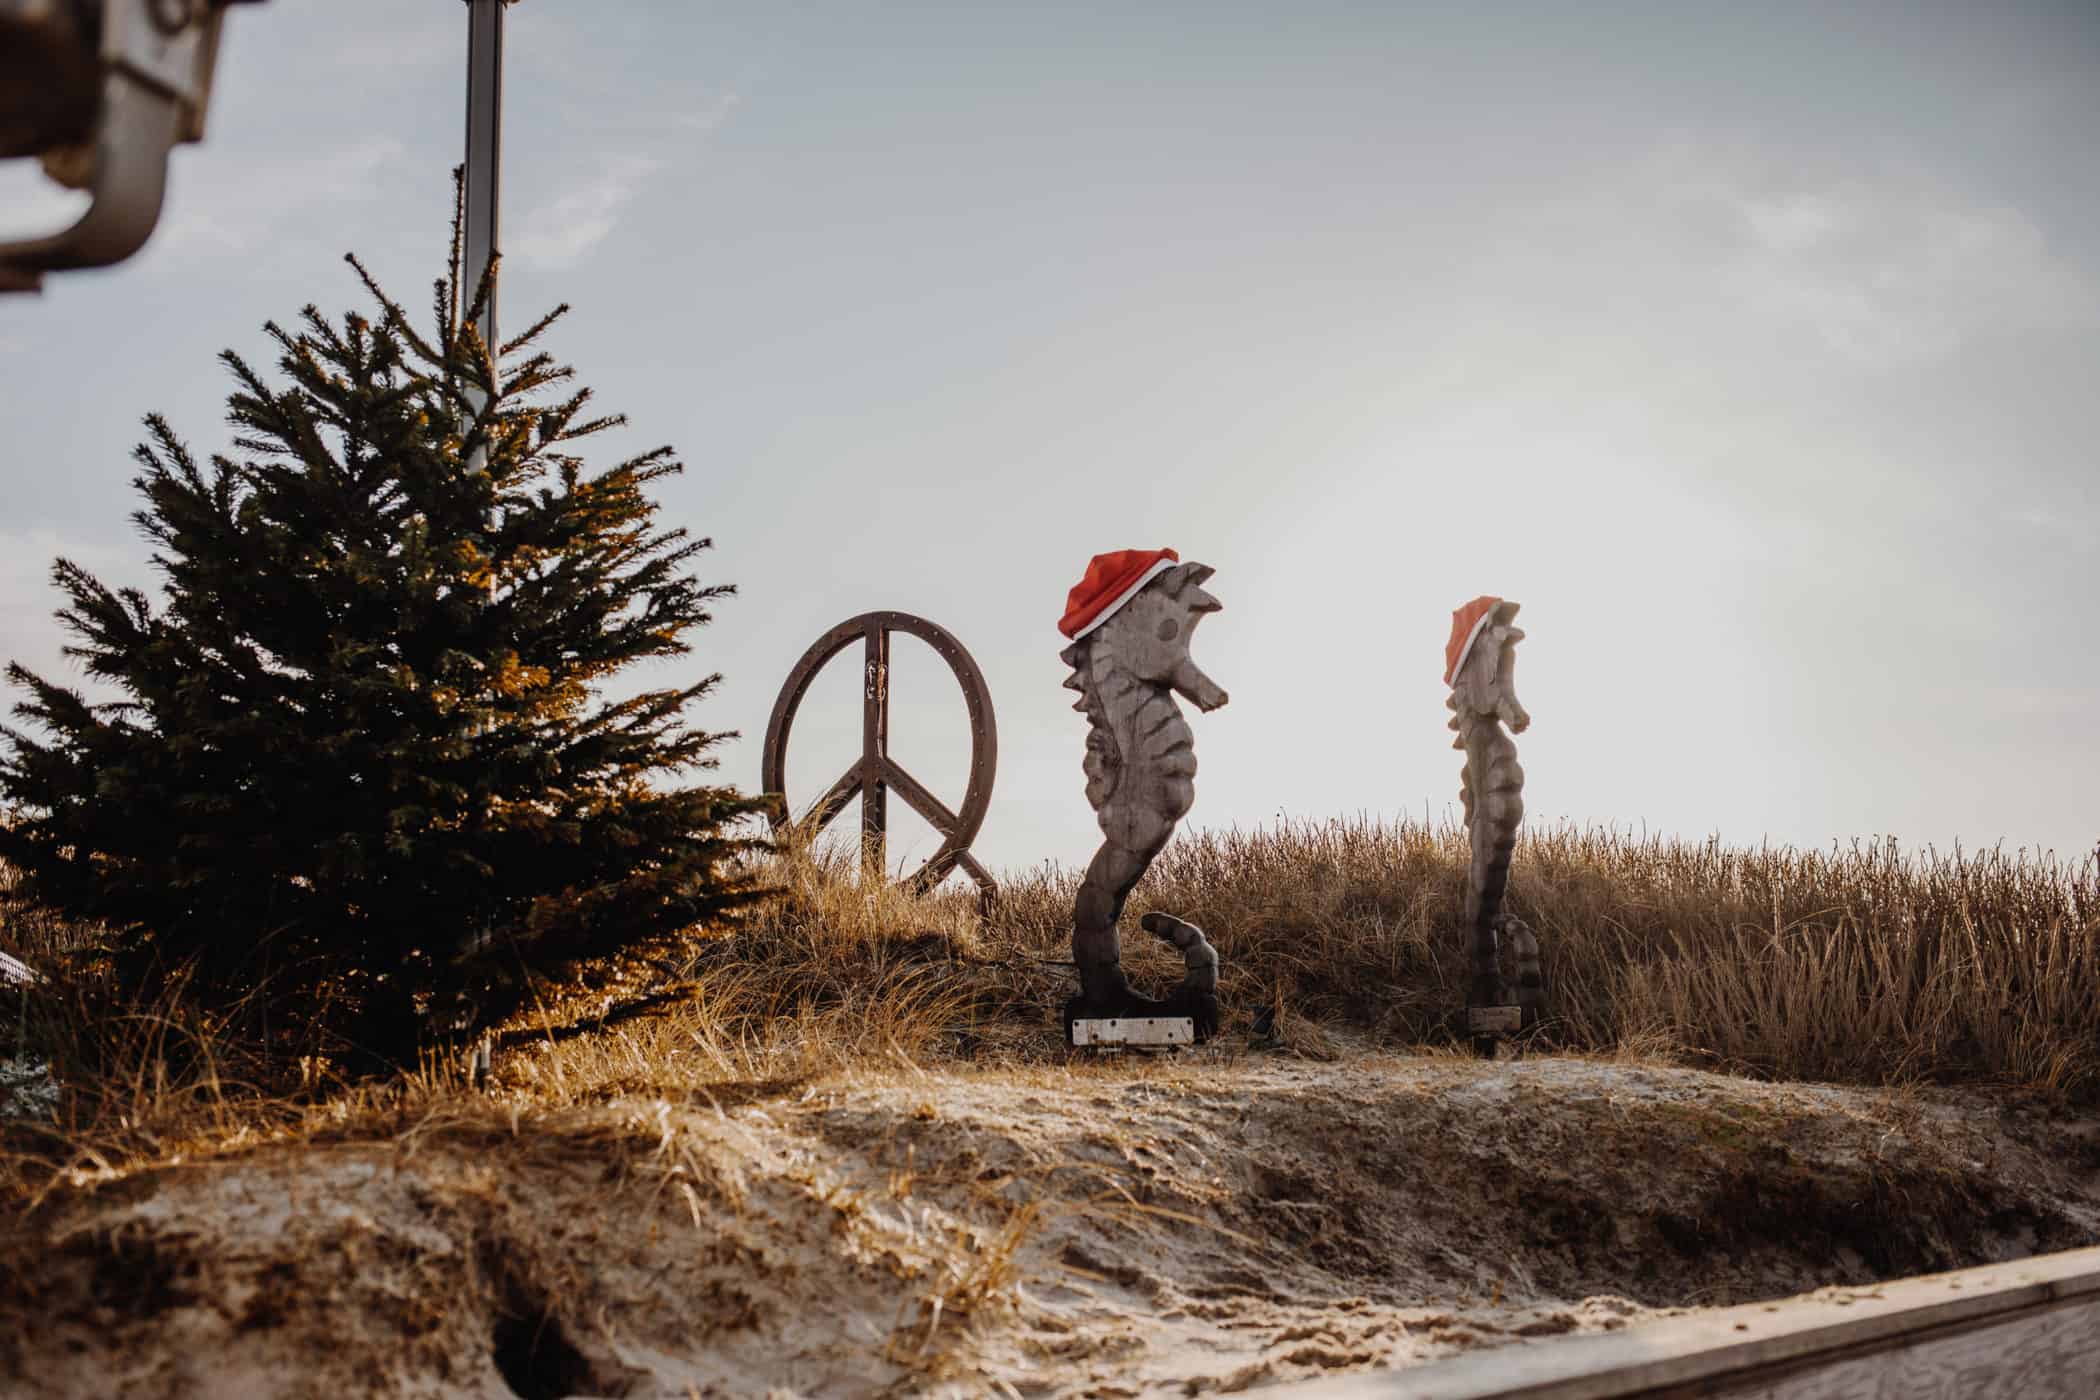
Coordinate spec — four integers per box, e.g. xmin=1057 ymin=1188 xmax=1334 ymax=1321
xmin=4 ymin=816 xmax=2097 ymax=1207
xmin=1090 ymin=818 xmax=2100 ymax=1097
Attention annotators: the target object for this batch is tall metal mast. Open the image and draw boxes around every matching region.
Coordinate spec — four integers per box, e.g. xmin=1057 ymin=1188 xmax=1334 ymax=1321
xmin=462 ymin=0 xmax=504 ymax=372
xmin=461 ymin=1 xmax=505 ymax=1084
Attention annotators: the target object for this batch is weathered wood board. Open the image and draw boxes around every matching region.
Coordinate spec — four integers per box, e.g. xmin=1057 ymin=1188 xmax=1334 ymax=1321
xmin=1257 ymin=1245 xmax=2100 ymax=1398
xmin=1069 ymin=1016 xmax=1195 ymax=1047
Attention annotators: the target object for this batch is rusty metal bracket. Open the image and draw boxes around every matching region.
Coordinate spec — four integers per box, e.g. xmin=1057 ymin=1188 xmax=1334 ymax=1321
xmin=1 ymin=0 xmax=262 ymax=292
xmin=760 ymin=611 xmax=997 ymax=906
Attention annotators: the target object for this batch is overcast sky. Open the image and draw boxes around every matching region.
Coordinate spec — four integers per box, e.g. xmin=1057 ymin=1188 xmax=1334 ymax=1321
xmin=2 ymin=0 xmax=2095 ymax=883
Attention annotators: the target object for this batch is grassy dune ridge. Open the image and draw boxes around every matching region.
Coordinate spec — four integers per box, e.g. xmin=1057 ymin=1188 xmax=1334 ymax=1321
xmin=2 ymin=816 xmax=2097 ymax=1202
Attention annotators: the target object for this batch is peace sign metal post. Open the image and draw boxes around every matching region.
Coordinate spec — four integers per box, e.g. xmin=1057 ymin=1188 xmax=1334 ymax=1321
xmin=761 ymin=612 xmax=998 ymax=903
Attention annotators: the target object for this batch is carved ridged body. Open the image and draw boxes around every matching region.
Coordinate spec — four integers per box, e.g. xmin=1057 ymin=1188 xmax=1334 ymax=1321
xmin=1059 ymin=560 xmax=1226 ymax=1024
xmin=1458 ymin=714 xmax=1524 ymax=937
xmin=1062 ymin=634 xmax=1195 ymax=1006
xmin=1445 ymin=600 xmax=1543 ymax=1040
xmin=1076 ymin=646 xmax=1198 ymax=855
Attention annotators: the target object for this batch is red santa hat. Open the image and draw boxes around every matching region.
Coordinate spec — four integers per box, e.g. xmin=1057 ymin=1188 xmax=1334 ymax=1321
xmin=1443 ymin=595 xmax=1504 ymax=686
xmin=1059 ymin=547 xmax=1180 ymax=641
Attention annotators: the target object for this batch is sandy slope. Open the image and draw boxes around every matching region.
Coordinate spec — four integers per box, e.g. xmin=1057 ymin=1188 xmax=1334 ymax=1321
xmin=5 ymin=1051 xmax=2099 ymax=1398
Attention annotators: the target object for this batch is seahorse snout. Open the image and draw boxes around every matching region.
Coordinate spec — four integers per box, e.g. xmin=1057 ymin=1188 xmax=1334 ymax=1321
xmin=1172 ymin=658 xmax=1229 ymax=713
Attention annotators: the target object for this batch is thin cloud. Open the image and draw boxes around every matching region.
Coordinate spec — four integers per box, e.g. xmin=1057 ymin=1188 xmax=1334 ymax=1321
xmin=1739 ymin=193 xmax=1849 ymax=254
xmin=1475 ymin=136 xmax=2099 ymax=373
xmin=509 ymin=84 xmax=743 ymax=272
xmin=510 ymin=155 xmax=665 ymax=270
xmin=673 ymin=90 xmax=743 ymax=136
xmin=1650 ymin=141 xmax=2099 ymax=368
xmin=159 ymin=138 xmax=408 ymax=256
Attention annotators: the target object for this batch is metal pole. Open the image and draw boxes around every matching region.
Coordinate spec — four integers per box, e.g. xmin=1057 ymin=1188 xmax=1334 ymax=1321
xmin=461 ymin=1 xmax=504 ymax=1079
xmin=462 ymin=0 xmax=504 ymax=370
xmin=860 ymin=620 xmax=890 ymax=876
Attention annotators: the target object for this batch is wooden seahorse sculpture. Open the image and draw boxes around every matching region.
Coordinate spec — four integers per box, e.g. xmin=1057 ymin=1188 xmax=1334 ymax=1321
xmin=1059 ymin=557 xmax=1228 ymax=1037
xmin=1444 ymin=597 xmax=1544 ymax=1054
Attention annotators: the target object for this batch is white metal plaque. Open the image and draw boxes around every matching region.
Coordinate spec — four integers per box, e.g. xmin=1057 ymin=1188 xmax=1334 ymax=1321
xmin=1069 ymin=1016 xmax=1194 ymax=1047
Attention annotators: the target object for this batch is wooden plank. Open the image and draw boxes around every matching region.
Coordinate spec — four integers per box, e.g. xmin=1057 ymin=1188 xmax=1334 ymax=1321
xmin=1069 ymin=1016 xmax=1195 ymax=1047
xmin=1257 ymin=1245 xmax=2100 ymax=1399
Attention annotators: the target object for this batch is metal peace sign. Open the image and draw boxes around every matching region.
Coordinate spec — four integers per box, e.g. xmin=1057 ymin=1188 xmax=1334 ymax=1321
xmin=760 ymin=612 xmax=997 ymax=900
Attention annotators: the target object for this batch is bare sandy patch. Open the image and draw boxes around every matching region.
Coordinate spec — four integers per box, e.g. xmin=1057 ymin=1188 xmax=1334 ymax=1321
xmin=4 ymin=1051 xmax=2098 ymax=1398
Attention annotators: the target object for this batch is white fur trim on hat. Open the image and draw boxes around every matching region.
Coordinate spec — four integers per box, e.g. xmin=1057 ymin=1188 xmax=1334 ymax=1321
xmin=1068 ymin=557 xmax=1179 ymax=641
xmin=1448 ymin=608 xmax=1497 ymax=687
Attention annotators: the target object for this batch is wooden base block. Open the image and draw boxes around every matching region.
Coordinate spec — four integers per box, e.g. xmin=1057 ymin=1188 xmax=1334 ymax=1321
xmin=1467 ymin=1005 xmax=1524 ymax=1035
xmin=1068 ymin=1016 xmax=1195 ymax=1048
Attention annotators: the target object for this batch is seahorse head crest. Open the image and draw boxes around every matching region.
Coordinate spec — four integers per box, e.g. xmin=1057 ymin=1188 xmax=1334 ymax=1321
xmin=1100 ymin=563 xmax=1228 ymax=711
xmin=1060 ymin=561 xmax=1228 ymax=713
xmin=1445 ymin=597 xmax=1528 ymax=735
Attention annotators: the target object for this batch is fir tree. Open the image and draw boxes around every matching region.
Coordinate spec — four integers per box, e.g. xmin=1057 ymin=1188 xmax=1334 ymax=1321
xmin=0 ymin=229 xmax=771 ymax=1067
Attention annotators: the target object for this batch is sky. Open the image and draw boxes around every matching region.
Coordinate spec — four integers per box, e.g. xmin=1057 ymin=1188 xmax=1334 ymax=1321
xmin=1 ymin=0 xmax=2095 ymax=885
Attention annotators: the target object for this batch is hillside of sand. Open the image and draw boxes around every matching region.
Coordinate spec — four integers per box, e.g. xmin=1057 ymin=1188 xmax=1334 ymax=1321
xmin=6 ymin=1046 xmax=2100 ymax=1399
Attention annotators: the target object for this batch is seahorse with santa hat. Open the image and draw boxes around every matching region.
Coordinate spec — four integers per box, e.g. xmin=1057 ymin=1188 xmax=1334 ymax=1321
xmin=1057 ymin=547 xmax=1227 ymax=1039
xmin=1444 ymin=595 xmax=1544 ymax=1053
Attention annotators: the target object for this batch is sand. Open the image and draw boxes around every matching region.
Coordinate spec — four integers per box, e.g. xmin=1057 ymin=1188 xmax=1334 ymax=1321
xmin=5 ymin=1050 xmax=2099 ymax=1398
